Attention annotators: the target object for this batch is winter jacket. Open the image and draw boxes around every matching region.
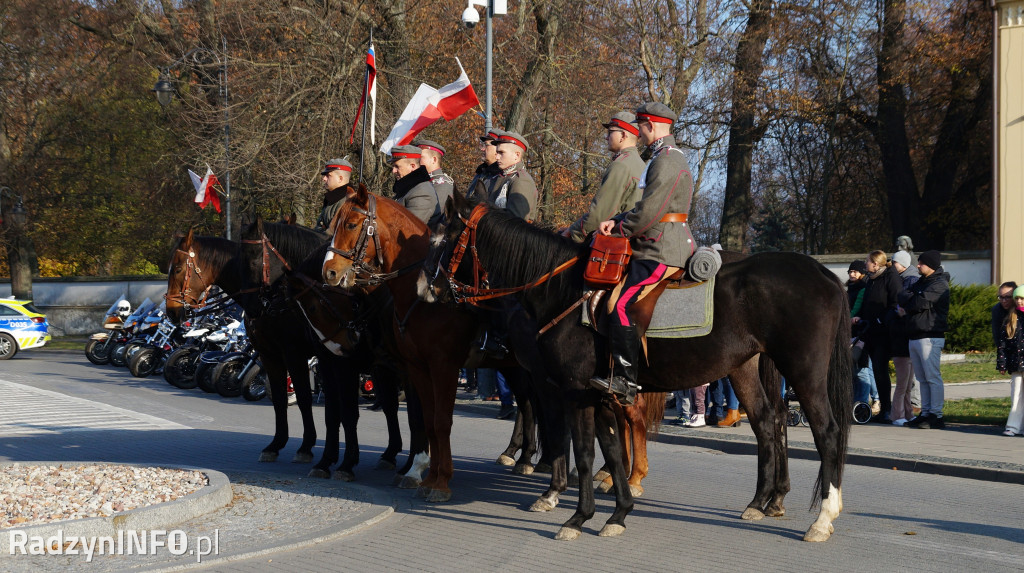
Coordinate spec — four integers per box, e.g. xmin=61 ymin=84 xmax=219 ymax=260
xmin=896 ymin=268 xmax=951 ymax=339
xmin=857 ymin=265 xmax=901 ymax=340
xmin=846 ymin=280 xmax=868 ymax=317
xmin=996 ymin=309 xmax=1024 ymax=373
xmin=393 ymin=166 xmax=441 ymax=227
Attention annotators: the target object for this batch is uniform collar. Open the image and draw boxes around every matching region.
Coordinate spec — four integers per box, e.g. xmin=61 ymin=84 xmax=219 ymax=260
xmin=613 ymin=146 xmax=638 ymax=161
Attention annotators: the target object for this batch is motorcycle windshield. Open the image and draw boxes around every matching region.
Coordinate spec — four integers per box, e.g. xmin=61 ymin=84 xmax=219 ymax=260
xmin=104 ymin=295 xmax=129 ymax=318
xmin=126 ymin=298 xmax=155 ymax=323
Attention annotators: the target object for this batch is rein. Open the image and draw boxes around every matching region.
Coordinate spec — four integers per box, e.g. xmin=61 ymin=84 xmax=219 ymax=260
xmin=240 ymin=231 xmax=293 ymax=292
xmin=328 ymin=193 xmax=425 ymax=287
xmin=443 ymin=204 xmax=579 ymax=305
xmin=166 ymin=247 xmax=213 ymax=308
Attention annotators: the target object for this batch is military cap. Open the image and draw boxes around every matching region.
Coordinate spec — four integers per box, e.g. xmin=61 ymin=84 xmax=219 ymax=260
xmin=632 ymin=102 xmax=678 ymax=124
xmin=321 ymin=157 xmax=353 ymax=175
xmin=412 ymin=138 xmax=446 ymax=156
xmin=494 ymin=130 xmax=529 ymax=152
xmin=480 ymin=128 xmax=505 ymax=144
xmin=388 ymin=144 xmax=422 ymax=163
xmin=602 ymin=111 xmax=639 ymax=136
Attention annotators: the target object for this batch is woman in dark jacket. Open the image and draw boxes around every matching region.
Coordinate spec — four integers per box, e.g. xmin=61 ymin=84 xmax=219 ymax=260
xmin=853 ymin=250 xmax=902 ymax=423
xmin=996 ymin=286 xmax=1024 ymax=436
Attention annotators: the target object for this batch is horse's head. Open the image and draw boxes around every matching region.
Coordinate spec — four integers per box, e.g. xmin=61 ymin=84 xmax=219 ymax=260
xmin=322 ymin=182 xmax=428 ymax=289
xmin=417 ymin=190 xmax=478 ymax=303
xmin=165 ymin=228 xmax=206 ymax=324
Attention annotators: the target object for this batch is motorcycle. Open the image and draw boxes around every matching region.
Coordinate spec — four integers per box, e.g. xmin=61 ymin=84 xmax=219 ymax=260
xmin=84 ymin=297 xmax=132 ymax=365
xmin=108 ymin=298 xmax=158 ymax=367
xmin=127 ymin=312 xmax=185 ymax=378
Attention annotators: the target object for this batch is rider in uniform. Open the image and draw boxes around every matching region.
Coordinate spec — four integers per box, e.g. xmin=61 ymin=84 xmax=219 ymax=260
xmin=467 ymin=129 xmax=504 ymax=202
xmin=566 ymin=111 xmax=645 ymax=242
xmin=489 ymin=131 xmax=538 ymax=222
xmin=589 ymin=102 xmax=695 ymax=405
xmin=313 ymin=158 xmax=353 ymax=233
xmin=412 ymin=137 xmax=456 ymax=210
xmin=388 ymin=144 xmax=442 ymax=227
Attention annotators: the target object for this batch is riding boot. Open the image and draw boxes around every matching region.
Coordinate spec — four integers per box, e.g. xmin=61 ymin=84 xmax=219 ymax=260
xmin=589 ymin=325 xmax=641 ymax=406
xmin=717 ymin=408 xmax=742 ymax=427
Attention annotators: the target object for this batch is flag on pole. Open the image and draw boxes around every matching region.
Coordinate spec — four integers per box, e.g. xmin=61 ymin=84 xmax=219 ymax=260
xmin=380 ymin=58 xmax=481 ymax=155
xmin=350 ymin=43 xmax=378 ymax=144
xmin=188 ymin=165 xmax=223 ymax=213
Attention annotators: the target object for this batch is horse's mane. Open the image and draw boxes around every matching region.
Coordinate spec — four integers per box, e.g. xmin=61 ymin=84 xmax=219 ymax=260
xmin=474 ymin=208 xmax=586 ymax=299
xmin=247 ymin=221 xmax=329 ymax=266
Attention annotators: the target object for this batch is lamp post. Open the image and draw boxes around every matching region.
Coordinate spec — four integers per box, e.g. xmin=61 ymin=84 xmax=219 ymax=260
xmin=0 ymin=186 xmax=31 ymax=300
xmin=463 ymin=1 xmax=507 ymax=134
xmin=152 ymin=37 xmax=233 ymax=240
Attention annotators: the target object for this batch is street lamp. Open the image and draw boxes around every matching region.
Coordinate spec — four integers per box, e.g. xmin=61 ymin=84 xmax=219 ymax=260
xmin=462 ymin=0 xmax=507 ymax=134
xmin=152 ymin=37 xmax=233 ymax=240
xmin=0 ymin=186 xmax=32 ymax=300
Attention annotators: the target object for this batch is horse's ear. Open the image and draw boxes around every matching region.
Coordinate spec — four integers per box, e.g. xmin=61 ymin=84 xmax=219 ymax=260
xmin=452 ymin=186 xmax=471 ymax=215
xmin=355 ymin=182 xmax=369 ymax=205
xmin=285 ymin=213 xmax=297 ymax=225
xmin=184 ymin=227 xmax=195 ymax=245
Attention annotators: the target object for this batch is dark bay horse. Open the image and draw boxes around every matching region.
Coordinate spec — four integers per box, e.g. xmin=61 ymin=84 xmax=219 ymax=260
xmin=321 ymin=187 xmax=572 ymax=508
xmin=165 ymin=222 xmax=413 ymax=479
xmin=421 ymin=197 xmax=852 ymax=542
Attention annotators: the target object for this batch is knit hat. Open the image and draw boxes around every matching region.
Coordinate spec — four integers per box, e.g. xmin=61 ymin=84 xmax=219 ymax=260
xmin=918 ymin=250 xmax=941 ymax=270
xmin=848 ymin=260 xmax=867 ymax=273
xmin=1013 ymin=285 xmax=1024 ymax=299
xmin=892 ymin=250 xmax=912 ymax=269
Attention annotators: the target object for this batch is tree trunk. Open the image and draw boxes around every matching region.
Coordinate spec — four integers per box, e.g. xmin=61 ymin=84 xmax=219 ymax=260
xmin=718 ymin=0 xmax=774 ymax=251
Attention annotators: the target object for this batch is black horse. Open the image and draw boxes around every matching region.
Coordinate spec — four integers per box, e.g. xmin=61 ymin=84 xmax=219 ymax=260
xmin=422 ymin=196 xmax=852 ymax=542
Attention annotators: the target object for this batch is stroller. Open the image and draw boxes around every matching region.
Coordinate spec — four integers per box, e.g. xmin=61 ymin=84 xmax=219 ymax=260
xmin=784 ymin=321 xmax=872 ymax=426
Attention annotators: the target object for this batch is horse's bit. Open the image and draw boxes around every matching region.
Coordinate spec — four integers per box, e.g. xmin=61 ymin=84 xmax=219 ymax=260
xmin=327 ymin=193 xmax=424 ymax=287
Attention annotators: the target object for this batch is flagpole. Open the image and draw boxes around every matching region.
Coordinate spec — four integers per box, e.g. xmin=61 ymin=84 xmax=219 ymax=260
xmin=358 ymin=29 xmax=373 ymax=184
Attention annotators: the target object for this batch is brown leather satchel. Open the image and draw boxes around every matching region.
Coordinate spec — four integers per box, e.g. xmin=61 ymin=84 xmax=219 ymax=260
xmin=585 ymin=234 xmax=632 ymax=288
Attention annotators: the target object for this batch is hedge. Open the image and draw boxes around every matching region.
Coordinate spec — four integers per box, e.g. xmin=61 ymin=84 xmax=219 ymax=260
xmin=946 ymin=283 xmax=998 ymax=353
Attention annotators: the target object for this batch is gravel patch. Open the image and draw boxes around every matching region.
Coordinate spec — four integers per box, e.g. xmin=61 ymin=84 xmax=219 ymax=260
xmin=0 ymin=464 xmax=208 ymax=529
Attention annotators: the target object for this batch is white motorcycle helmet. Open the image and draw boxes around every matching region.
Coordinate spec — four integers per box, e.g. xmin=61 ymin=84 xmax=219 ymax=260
xmin=116 ymin=299 xmax=132 ymax=319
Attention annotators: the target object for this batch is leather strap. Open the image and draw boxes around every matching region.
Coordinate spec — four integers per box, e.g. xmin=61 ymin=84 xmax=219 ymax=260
xmin=659 ymin=213 xmax=688 ymax=223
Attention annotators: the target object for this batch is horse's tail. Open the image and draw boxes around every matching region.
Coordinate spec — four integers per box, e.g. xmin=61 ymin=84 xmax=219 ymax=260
xmin=643 ymin=392 xmax=666 ymax=436
xmin=815 ymin=267 xmax=853 ymax=503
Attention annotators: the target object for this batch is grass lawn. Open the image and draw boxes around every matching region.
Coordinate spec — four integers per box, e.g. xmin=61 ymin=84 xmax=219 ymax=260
xmin=943 ymin=397 xmax=1011 ymax=426
xmin=941 ymin=355 xmax=1007 ymax=383
xmin=41 ymin=336 xmax=88 ymax=351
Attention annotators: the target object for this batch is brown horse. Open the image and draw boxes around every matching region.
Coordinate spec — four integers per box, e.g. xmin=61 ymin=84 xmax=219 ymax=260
xmin=422 ymin=197 xmax=851 ymax=542
xmin=321 ymin=187 xmax=578 ymax=509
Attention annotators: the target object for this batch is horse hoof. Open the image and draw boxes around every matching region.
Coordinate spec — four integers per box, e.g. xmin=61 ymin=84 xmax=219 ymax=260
xmin=628 ymin=484 xmax=643 ymax=497
xmin=292 ymin=452 xmax=314 ymax=464
xmin=741 ymin=507 xmax=765 ymax=521
xmin=398 ymin=476 xmax=421 ymax=489
xmin=513 ymin=464 xmax=534 ymax=476
xmin=258 ymin=451 xmax=278 ymax=463
xmin=332 ymin=470 xmax=355 ymax=482
xmin=416 ymin=485 xmax=431 ymax=498
xmin=529 ymin=497 xmax=558 ymax=512
xmin=803 ymin=524 xmax=834 ymax=542
xmin=426 ymin=489 xmax=451 ymax=503
xmin=596 ymin=480 xmax=613 ymax=494
xmin=534 ymin=462 xmax=553 ymax=474
xmin=593 ymin=469 xmax=611 ymax=482
xmin=554 ymin=527 xmax=581 ymax=541
xmin=764 ymin=504 xmax=785 ymax=517
xmin=307 ymin=468 xmax=330 ymax=479
xmin=375 ymin=459 xmax=396 ymax=471
xmin=496 ymin=454 xmax=516 ymax=466
xmin=598 ymin=523 xmax=626 ymax=537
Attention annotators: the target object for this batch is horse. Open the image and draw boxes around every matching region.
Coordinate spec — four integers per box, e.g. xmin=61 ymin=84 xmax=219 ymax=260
xmin=321 ymin=186 xmax=573 ymax=508
xmin=165 ymin=221 xmax=414 ymax=479
xmin=421 ymin=195 xmax=852 ymax=542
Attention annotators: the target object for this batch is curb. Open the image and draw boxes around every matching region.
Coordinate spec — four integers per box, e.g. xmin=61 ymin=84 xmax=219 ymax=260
xmin=0 ymin=462 xmax=232 ymax=553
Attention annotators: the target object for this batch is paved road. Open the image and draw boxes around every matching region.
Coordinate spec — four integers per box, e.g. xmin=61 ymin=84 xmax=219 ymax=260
xmin=1 ymin=351 xmax=1023 ymax=572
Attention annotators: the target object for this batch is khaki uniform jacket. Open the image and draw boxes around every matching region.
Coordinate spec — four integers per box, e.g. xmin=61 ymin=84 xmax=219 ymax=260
xmin=488 ymin=162 xmax=538 ymax=222
xmin=429 ymin=169 xmax=455 ymax=212
xmin=393 ymin=166 xmax=441 ymax=227
xmin=569 ymin=146 xmax=644 ymax=242
xmin=610 ymin=135 xmax=694 ymax=267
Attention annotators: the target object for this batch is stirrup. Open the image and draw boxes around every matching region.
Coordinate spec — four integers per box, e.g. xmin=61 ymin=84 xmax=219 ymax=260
xmin=588 ymin=375 xmax=640 ymax=406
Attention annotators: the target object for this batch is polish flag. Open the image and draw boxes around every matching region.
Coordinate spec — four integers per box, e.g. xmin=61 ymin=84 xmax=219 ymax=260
xmin=350 ymin=43 xmax=378 ymax=144
xmin=188 ymin=165 xmax=223 ymax=213
xmin=380 ymin=59 xmax=481 ymax=155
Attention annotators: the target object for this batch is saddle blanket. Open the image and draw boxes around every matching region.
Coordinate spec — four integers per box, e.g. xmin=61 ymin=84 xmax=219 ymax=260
xmin=582 ymin=275 xmax=715 ymax=339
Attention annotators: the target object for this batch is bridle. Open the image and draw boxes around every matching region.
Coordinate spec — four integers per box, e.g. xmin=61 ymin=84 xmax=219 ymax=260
xmin=240 ymin=231 xmax=293 ymax=293
xmin=327 ymin=193 xmax=424 ymax=287
xmin=438 ymin=204 xmax=578 ymax=306
xmin=166 ymin=246 xmax=213 ymax=309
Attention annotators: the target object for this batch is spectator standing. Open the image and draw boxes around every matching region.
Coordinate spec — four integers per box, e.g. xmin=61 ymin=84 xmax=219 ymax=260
xmin=854 ymin=250 xmax=902 ymax=423
xmin=898 ymin=250 xmax=951 ymax=429
xmin=888 ymin=249 xmax=920 ymax=426
xmin=996 ymin=285 xmax=1024 ymax=436
xmin=992 ymin=282 xmax=1018 ymax=349
xmin=847 ymin=260 xmax=877 ymax=407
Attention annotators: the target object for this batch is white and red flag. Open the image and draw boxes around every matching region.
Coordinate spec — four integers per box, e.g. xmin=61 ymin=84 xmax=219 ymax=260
xmin=188 ymin=165 xmax=223 ymax=213
xmin=380 ymin=58 xmax=480 ymax=155
xmin=350 ymin=43 xmax=378 ymax=145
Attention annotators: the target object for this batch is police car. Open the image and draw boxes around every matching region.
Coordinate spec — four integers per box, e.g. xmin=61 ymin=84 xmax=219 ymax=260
xmin=0 ymin=297 xmax=50 ymax=359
